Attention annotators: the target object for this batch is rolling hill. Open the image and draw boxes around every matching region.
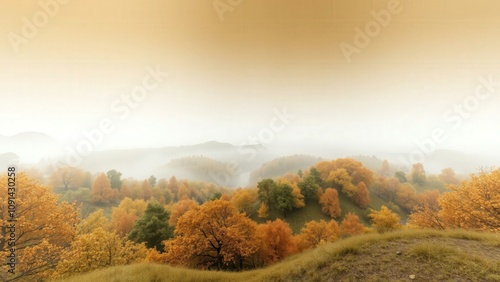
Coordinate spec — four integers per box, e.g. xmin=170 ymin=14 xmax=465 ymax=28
xmin=248 ymin=154 xmax=322 ymax=186
xmin=57 ymin=229 xmax=500 ymax=282
xmin=0 ymin=132 xmax=63 ymax=163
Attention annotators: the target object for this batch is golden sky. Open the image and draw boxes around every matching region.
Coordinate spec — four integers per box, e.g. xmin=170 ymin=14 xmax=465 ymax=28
xmin=1 ymin=0 xmax=499 ymax=159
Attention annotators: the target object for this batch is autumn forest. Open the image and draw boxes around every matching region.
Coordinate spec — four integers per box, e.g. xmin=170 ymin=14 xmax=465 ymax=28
xmin=0 ymin=158 xmax=498 ymax=281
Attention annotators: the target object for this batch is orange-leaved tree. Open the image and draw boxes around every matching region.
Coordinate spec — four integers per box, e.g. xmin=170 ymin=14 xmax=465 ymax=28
xmin=257 ymin=219 xmax=297 ymax=265
xmin=163 ymin=200 xmax=259 ymax=270
xmin=353 ymin=181 xmax=370 ymax=209
xmin=0 ymin=173 xmax=79 ymax=281
xmin=438 ymin=167 xmax=460 ymax=185
xmin=141 ymin=179 xmax=153 ymax=200
xmin=110 ymin=197 xmax=147 ymax=237
xmin=319 ymin=188 xmax=341 ymax=218
xmin=168 ymin=199 xmax=198 ymax=227
xmin=91 ymin=172 xmax=116 ymax=203
xmin=317 ymin=158 xmax=374 ymax=187
xmin=340 ymin=213 xmax=366 ymax=236
xmin=50 ymin=166 xmax=85 ymax=191
xmin=416 ymin=189 xmax=441 ymax=209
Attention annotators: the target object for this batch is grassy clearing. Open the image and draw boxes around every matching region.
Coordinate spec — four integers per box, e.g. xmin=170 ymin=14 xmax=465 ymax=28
xmin=57 ymin=229 xmax=500 ymax=282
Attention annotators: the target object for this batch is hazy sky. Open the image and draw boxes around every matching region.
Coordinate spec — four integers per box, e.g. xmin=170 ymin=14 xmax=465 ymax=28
xmin=1 ymin=0 xmax=500 ymax=159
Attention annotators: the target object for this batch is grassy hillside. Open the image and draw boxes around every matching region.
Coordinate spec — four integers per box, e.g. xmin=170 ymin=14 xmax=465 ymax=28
xmin=56 ymin=229 xmax=500 ymax=282
xmin=252 ymin=201 xmax=332 ymax=234
xmin=253 ymin=190 xmax=409 ymax=234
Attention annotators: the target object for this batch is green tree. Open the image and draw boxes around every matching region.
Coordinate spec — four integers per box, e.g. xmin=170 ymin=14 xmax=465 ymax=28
xmin=272 ymin=182 xmax=295 ymax=218
xmin=257 ymin=179 xmax=276 ymax=210
xmin=148 ymin=175 xmax=157 ymax=187
xmin=210 ymin=191 xmax=223 ymax=201
xmin=308 ymin=167 xmax=323 ymax=186
xmin=128 ymin=201 xmax=174 ymax=251
xmin=411 ymin=163 xmax=426 ymax=186
xmin=82 ymin=171 xmax=92 ymax=188
xmin=298 ymin=175 xmax=321 ymax=203
xmin=394 ymin=171 xmax=407 ymax=183
xmin=106 ymin=169 xmax=123 ymax=190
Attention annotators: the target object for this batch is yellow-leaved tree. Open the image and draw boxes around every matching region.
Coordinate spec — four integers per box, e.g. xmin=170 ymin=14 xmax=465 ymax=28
xmin=77 ymin=209 xmax=109 ymax=235
xmin=110 ymin=197 xmax=147 ymax=237
xmin=368 ymin=205 xmax=402 ymax=233
xmin=0 ymin=173 xmax=79 ymax=281
xmin=231 ymin=188 xmax=258 ymax=216
xmin=410 ymin=169 xmax=500 ymax=232
xmin=257 ymin=202 xmax=269 ymax=218
xmin=297 ymin=220 xmax=340 ymax=249
xmin=52 ymin=227 xmax=148 ymax=279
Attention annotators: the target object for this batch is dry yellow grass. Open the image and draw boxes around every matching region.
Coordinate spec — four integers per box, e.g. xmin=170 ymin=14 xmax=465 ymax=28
xmin=56 ymin=229 xmax=500 ymax=282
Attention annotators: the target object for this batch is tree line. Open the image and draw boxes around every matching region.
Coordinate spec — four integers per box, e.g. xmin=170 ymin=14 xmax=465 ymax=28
xmin=0 ymin=159 xmax=497 ymax=281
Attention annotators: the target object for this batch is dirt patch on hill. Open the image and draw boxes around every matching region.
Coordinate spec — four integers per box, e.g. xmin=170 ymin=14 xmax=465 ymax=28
xmin=313 ymin=236 xmax=500 ymax=282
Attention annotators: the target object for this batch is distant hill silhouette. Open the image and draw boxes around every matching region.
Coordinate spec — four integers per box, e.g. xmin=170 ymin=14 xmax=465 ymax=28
xmin=248 ymin=154 xmax=321 ymax=185
xmin=5 ymin=132 xmax=494 ymax=187
xmin=0 ymin=132 xmax=63 ymax=163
